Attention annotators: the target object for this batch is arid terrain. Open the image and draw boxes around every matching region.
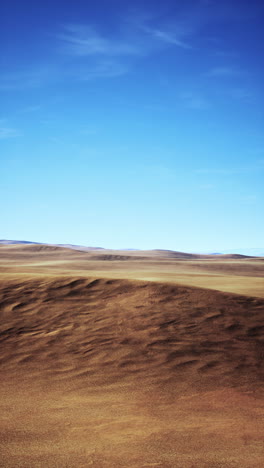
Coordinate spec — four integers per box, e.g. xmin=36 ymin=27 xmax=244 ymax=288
xmin=0 ymin=243 xmax=264 ymax=467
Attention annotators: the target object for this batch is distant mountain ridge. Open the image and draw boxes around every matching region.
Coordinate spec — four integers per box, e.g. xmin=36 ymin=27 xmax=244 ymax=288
xmin=0 ymin=240 xmax=41 ymax=245
xmin=0 ymin=240 xmax=263 ymax=257
xmin=218 ymin=248 xmax=264 ymax=257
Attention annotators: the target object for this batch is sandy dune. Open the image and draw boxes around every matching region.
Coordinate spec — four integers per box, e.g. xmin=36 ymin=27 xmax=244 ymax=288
xmin=0 ymin=245 xmax=264 ymax=466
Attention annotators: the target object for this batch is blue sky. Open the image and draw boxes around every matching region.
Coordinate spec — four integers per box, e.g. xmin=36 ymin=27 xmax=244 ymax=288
xmin=1 ymin=0 xmax=264 ymax=251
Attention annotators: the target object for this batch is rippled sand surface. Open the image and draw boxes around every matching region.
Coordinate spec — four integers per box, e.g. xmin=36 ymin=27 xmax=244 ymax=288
xmin=0 ymin=245 xmax=264 ymax=466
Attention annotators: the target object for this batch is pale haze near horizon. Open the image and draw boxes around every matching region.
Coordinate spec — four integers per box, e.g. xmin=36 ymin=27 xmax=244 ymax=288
xmin=1 ymin=0 xmax=264 ymax=252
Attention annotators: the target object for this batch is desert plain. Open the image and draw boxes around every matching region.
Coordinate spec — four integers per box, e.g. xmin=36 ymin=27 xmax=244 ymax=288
xmin=0 ymin=243 xmax=264 ymax=467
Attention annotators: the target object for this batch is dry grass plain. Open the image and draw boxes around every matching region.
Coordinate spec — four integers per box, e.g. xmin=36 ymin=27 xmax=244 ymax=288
xmin=0 ymin=244 xmax=264 ymax=467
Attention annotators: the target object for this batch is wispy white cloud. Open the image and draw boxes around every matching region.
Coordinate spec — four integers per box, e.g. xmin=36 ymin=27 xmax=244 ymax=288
xmin=239 ymin=194 xmax=257 ymax=204
xmin=199 ymin=183 xmax=215 ymax=189
xmin=80 ymin=126 xmax=98 ymax=136
xmin=18 ymin=105 xmax=41 ymax=114
xmin=196 ymin=167 xmax=244 ymax=175
xmin=145 ymin=164 xmax=175 ymax=179
xmin=58 ymin=24 xmax=140 ymax=57
xmin=204 ymin=68 xmax=254 ymax=104
xmin=1 ymin=2 xmax=259 ymax=91
xmin=58 ymin=19 xmax=193 ymax=62
xmin=179 ymin=92 xmax=210 ymax=110
xmin=48 ymin=137 xmax=64 ymax=144
xmin=74 ymin=60 xmax=128 ymax=80
xmin=214 ymin=49 xmax=239 ymax=58
xmin=227 ymin=87 xmax=254 ymax=103
xmin=138 ymin=25 xmax=192 ymax=49
xmin=256 ymin=158 xmax=264 ymax=168
xmin=206 ymin=66 xmax=237 ymax=77
xmin=0 ymin=57 xmax=126 ymax=90
xmin=132 ymin=163 xmax=176 ymax=181
xmin=196 ymin=160 xmax=264 ymax=176
xmin=0 ymin=67 xmax=59 ymax=91
xmin=3 ymin=5 xmax=237 ymax=90
xmin=55 ymin=18 xmax=194 ymax=81
xmin=0 ymin=127 xmax=21 ymax=139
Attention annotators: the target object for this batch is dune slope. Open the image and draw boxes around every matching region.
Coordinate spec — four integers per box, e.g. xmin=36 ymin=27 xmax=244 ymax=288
xmin=0 ymin=276 xmax=263 ymax=467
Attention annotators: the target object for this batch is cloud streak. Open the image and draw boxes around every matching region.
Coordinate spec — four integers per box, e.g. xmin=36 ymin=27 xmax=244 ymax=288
xmin=55 ymin=17 xmax=194 ymax=81
xmin=58 ymin=19 xmax=193 ymax=60
xmin=179 ymin=92 xmax=210 ymax=110
xmin=0 ymin=127 xmax=21 ymax=139
xmin=18 ymin=105 xmax=41 ymax=114
xmin=196 ymin=160 xmax=264 ymax=176
xmin=137 ymin=24 xmax=192 ymax=49
xmin=0 ymin=67 xmax=59 ymax=91
xmin=72 ymin=60 xmax=128 ymax=80
xmin=58 ymin=24 xmax=140 ymax=57
xmin=1 ymin=2 xmax=260 ymax=90
xmin=206 ymin=66 xmax=237 ymax=77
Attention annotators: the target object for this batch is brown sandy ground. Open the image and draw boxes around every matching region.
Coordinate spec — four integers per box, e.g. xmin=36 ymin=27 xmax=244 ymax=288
xmin=0 ymin=275 xmax=264 ymax=467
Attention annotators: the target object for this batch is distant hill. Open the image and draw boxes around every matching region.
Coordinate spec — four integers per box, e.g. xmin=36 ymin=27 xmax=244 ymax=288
xmin=1 ymin=240 xmax=263 ymax=257
xmin=150 ymin=249 xmax=200 ymax=259
xmin=0 ymin=240 xmax=104 ymax=251
xmin=220 ymin=248 xmax=264 ymax=257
